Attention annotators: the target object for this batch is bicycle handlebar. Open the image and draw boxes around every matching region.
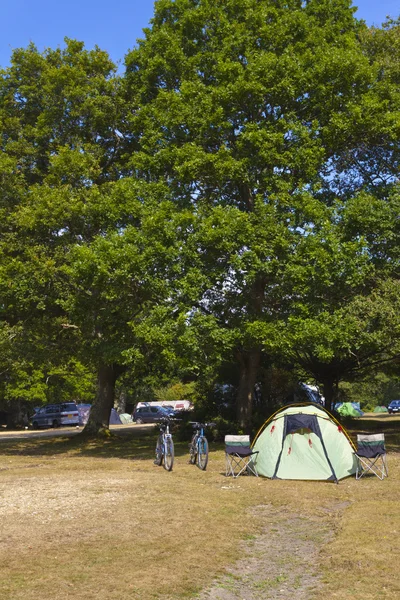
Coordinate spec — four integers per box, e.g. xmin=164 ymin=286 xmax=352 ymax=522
xmin=189 ymin=421 xmax=216 ymax=428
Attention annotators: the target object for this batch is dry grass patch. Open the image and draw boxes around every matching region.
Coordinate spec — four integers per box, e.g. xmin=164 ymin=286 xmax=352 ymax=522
xmin=316 ymin=417 xmax=400 ymax=600
xmin=0 ymin=416 xmax=399 ymax=600
xmin=0 ymin=432 xmax=264 ymax=600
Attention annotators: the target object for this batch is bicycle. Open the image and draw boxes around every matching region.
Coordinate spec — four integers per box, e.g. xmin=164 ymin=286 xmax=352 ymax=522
xmin=188 ymin=422 xmax=215 ymax=471
xmin=154 ymin=417 xmax=177 ymax=471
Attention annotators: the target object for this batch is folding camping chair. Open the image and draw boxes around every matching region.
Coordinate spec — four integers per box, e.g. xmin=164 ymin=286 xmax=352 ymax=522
xmin=355 ymin=433 xmax=388 ymax=480
xmin=225 ymin=435 xmax=259 ymax=478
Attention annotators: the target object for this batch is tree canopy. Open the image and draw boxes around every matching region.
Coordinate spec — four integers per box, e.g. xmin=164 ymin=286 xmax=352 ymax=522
xmin=1 ymin=3 xmax=400 ymax=431
xmin=123 ymin=0 xmax=400 ymax=420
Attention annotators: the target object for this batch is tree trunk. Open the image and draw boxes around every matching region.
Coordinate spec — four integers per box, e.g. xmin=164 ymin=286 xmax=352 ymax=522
xmin=236 ymin=349 xmax=261 ymax=432
xmin=6 ymin=399 xmax=29 ymax=429
xmin=114 ymin=388 xmax=127 ymax=414
xmin=321 ymin=378 xmax=335 ymax=413
xmin=84 ymin=364 xmax=120 ymax=435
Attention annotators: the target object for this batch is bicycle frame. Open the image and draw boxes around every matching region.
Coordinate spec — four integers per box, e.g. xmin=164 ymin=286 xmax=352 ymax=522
xmin=162 ymin=423 xmax=173 ymax=450
xmin=155 ymin=418 xmax=175 ymax=471
xmin=189 ymin=422 xmax=214 ymax=470
xmin=195 ymin=424 xmax=205 ymax=446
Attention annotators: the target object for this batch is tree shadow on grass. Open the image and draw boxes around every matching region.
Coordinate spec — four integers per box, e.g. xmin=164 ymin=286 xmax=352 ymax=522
xmin=345 ymin=417 xmax=400 ymax=453
xmin=5 ymin=416 xmax=398 ymax=462
xmin=0 ymin=425 xmax=197 ymax=461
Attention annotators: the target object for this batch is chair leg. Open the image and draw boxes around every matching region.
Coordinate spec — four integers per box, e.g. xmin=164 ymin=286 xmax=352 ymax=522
xmin=246 ymin=464 xmax=258 ymax=477
xmin=225 ymin=453 xmax=259 ymax=478
xmin=226 ymin=454 xmax=242 ymax=477
xmin=383 ymin=454 xmax=389 ymax=478
xmin=225 ymin=454 xmax=234 ymax=477
xmin=246 ymin=458 xmax=259 ymax=477
xmin=356 ymin=455 xmax=388 ymax=480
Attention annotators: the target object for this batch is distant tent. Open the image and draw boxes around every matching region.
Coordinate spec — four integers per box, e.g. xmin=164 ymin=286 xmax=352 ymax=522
xmin=252 ymin=404 xmax=357 ymax=482
xmin=77 ymin=404 xmax=91 ymax=426
xmin=109 ymin=408 xmax=122 ymax=425
xmin=119 ymin=413 xmax=133 ymax=424
xmin=337 ymin=402 xmax=362 ymax=418
xmin=373 ymin=406 xmax=389 ymax=413
xmin=77 ymin=405 xmax=122 ymax=425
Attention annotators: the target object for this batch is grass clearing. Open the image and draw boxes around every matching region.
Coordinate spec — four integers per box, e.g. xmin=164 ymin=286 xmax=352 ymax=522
xmin=0 ymin=415 xmax=399 ymax=599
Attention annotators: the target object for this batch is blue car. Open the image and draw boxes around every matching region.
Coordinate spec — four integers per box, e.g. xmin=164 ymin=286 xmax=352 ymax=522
xmin=133 ymin=405 xmax=173 ymax=424
xmin=388 ymin=400 xmax=400 ymax=414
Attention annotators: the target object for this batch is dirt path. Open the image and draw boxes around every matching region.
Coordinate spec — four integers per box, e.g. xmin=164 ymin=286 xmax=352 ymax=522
xmin=196 ymin=505 xmax=333 ymax=600
xmin=0 ymin=422 xmax=152 ymax=441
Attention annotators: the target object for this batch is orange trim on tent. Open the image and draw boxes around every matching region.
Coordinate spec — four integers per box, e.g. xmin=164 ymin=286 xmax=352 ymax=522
xmin=251 ymin=402 xmax=356 ymax=451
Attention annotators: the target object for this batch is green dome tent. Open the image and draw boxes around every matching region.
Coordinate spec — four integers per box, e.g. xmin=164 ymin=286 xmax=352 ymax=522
xmin=119 ymin=413 xmax=133 ymax=424
xmin=337 ymin=402 xmax=362 ymax=418
xmin=373 ymin=406 xmax=388 ymax=413
xmin=252 ymin=404 xmax=357 ymax=482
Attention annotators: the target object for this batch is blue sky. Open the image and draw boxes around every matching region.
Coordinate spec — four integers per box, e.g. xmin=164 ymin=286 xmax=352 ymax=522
xmin=1 ymin=0 xmax=399 ymax=70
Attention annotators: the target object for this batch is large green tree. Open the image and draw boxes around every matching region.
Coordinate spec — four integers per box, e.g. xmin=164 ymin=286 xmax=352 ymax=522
xmin=0 ymin=40 xmax=123 ymax=427
xmin=123 ymin=0 xmax=399 ymax=427
xmin=0 ymin=40 xmax=180 ymax=432
xmin=59 ymin=189 xmax=180 ymax=434
xmin=2 ymin=7 xmax=399 ymax=433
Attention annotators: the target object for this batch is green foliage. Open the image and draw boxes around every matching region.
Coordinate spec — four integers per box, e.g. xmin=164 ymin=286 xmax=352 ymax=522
xmin=208 ymin=416 xmax=244 ymax=442
xmin=2 ymin=359 xmax=94 ymax=406
xmin=0 ymin=40 xmax=180 ymax=428
xmin=340 ymin=371 xmax=400 ymax=411
xmin=154 ymin=381 xmax=197 ymax=402
xmin=123 ymin=0 xmax=400 ymax=424
xmin=1 ymin=7 xmax=400 ymax=429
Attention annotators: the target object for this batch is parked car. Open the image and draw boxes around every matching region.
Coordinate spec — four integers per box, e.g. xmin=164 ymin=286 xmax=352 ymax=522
xmin=388 ymin=400 xmax=400 ymax=414
xmin=135 ymin=400 xmax=193 ymax=411
xmin=132 ymin=405 xmax=173 ymax=424
xmin=31 ymin=403 xmax=80 ymax=429
xmin=160 ymin=406 xmax=177 ymax=416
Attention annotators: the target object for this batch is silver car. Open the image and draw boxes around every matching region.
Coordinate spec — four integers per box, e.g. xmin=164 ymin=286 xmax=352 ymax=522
xmin=31 ymin=403 xmax=80 ymax=429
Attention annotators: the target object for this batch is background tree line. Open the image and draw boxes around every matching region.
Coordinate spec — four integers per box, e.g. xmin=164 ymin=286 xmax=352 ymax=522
xmin=1 ymin=0 xmax=400 ymax=433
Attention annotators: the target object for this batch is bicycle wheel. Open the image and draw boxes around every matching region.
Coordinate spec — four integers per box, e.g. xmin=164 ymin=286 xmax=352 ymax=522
xmin=197 ymin=436 xmax=209 ymax=470
xmin=154 ymin=435 xmax=163 ymax=466
xmin=164 ymin=437 xmax=174 ymax=471
xmin=189 ymin=434 xmax=198 ymax=464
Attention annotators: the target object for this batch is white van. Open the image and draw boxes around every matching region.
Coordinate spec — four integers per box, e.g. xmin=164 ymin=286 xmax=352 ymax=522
xmin=135 ymin=400 xmax=193 ymax=412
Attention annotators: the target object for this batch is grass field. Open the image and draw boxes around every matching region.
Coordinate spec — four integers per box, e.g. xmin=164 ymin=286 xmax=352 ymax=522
xmin=0 ymin=414 xmax=399 ymax=600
